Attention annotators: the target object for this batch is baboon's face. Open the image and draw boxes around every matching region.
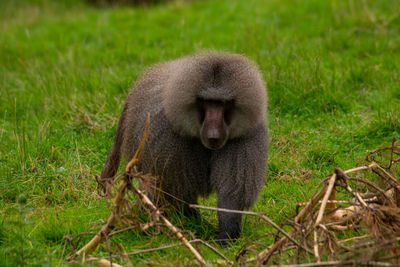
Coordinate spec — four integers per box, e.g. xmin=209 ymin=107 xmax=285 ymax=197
xmin=197 ymin=98 xmax=234 ymax=150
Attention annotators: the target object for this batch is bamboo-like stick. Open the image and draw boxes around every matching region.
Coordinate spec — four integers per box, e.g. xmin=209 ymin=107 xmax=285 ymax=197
xmin=131 ymin=187 xmax=207 ymax=266
xmin=313 ymin=229 xmax=320 ymax=262
xmin=315 ymin=174 xmax=337 ymax=226
xmin=335 ymin=168 xmax=368 ymax=208
xmin=295 ymin=184 xmax=328 ymax=224
xmin=70 ymin=114 xmax=151 ymax=260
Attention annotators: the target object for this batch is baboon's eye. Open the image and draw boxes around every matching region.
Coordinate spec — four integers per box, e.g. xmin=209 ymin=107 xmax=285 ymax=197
xmin=224 ymin=100 xmax=234 ymax=125
xmin=196 ymin=98 xmax=206 ymax=123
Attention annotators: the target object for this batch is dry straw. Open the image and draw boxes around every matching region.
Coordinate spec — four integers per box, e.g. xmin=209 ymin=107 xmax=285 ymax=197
xmin=65 ymin=122 xmax=400 ymax=266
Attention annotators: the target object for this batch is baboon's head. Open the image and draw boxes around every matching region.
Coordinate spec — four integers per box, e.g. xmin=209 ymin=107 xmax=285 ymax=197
xmin=163 ymin=52 xmax=267 ymax=149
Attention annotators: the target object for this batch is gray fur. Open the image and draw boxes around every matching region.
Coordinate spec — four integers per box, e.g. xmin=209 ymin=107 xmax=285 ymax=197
xmin=100 ymin=51 xmax=268 ymax=243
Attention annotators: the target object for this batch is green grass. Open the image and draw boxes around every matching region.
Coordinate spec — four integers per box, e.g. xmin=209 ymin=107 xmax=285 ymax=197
xmin=1 ymin=0 xmax=400 ymax=265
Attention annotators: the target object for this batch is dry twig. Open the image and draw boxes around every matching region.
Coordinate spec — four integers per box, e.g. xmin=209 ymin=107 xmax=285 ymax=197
xmin=68 ymin=114 xmax=207 ymax=266
xmin=240 ymin=138 xmax=400 ymax=265
xmin=66 ymin=135 xmax=400 ymax=266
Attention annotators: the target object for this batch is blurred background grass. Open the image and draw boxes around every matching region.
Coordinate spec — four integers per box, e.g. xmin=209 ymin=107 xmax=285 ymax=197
xmin=1 ymin=0 xmax=399 ymax=265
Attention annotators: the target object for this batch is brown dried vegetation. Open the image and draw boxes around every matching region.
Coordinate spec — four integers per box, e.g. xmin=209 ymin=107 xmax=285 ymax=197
xmin=66 ymin=131 xmax=400 ymax=266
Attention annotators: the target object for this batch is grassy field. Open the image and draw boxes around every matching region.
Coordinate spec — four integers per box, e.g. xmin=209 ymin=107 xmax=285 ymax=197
xmin=1 ymin=0 xmax=400 ymax=265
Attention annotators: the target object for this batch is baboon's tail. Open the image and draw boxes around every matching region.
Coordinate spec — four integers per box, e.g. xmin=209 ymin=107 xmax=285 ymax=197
xmin=100 ymin=104 xmax=127 ymax=179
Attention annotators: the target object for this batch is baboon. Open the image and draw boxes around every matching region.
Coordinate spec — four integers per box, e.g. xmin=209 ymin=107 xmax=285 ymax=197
xmin=101 ymin=51 xmax=268 ymax=243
